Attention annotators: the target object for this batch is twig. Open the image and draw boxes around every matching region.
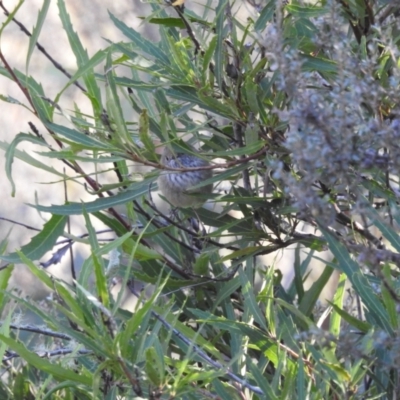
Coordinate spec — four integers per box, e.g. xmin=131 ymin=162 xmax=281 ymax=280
xmin=172 ymin=4 xmax=204 ymax=56
xmin=0 ymin=217 xmax=40 ymax=231
xmin=0 ymin=2 xmax=86 ymax=93
xmin=3 ymin=347 xmax=91 ymax=362
xmin=9 ymin=324 xmax=71 ymax=340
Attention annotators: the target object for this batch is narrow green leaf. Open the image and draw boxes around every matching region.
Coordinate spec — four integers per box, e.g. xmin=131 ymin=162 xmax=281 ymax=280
xmin=301 ymin=54 xmax=337 ymax=73
xmin=0 ymin=215 xmax=67 ymax=263
xmin=0 ymin=94 xmax=28 ymax=107
xmin=0 ymin=310 xmax=12 ymax=373
xmin=298 ymin=265 xmax=334 ymax=316
xmin=274 ymin=298 xmax=316 ymax=331
xmin=320 ymin=226 xmax=392 ymax=333
xmin=46 ymin=122 xmax=109 ymax=149
xmin=212 ymin=379 xmax=233 ymax=400
xmin=198 ymin=87 xmax=238 ymax=118
xmin=57 ymin=0 xmax=101 ymax=108
xmin=368 ymin=202 xmax=400 ymax=252
xmin=254 ymin=0 xmax=276 ymax=31
xmin=296 ymin=357 xmax=306 ymax=399
xmin=244 ymin=77 xmax=260 ymax=115
xmin=290 ymin=246 xmax=312 ymax=301
xmin=330 ymin=273 xmax=346 ymax=337
xmin=26 ymin=0 xmax=51 ymax=70
xmin=0 ymin=139 xmax=65 ymax=179
xmin=57 ymin=49 xmax=107 ymax=99
xmin=120 ymin=282 xmax=165 ymax=354
xmin=57 ymin=0 xmax=87 ymax=66
xmin=239 ymin=268 xmax=267 ymax=329
xmin=31 ymin=179 xmax=154 ymax=215
xmin=16 ymin=250 xmax=54 ymax=288
xmin=0 ymin=266 xmax=13 ymax=310
xmin=83 ymin=211 xmax=109 ymax=307
xmin=0 ymin=0 xmax=24 ymax=36
xmin=52 ymin=280 xmax=85 ymax=322
xmin=109 ymin=12 xmax=170 ymax=66
xmin=214 ymin=0 xmax=227 ymax=89
xmin=144 ymin=17 xmax=185 ymax=29
xmin=0 ymin=334 xmax=92 ymax=386
xmin=193 ymin=310 xmax=281 ymax=363
xmin=202 ymin=36 xmax=217 ymax=84
xmin=248 ymin=360 xmax=278 ymax=399
xmin=139 ymin=109 xmax=155 ymax=153
xmin=381 ymin=265 xmax=398 ymax=329
xmin=286 ymin=4 xmax=328 ymax=17
xmin=105 ymin=53 xmax=130 ymax=144
xmin=110 ymin=76 xmax=167 ymax=91
xmin=145 ymin=347 xmax=163 ymax=386
xmin=36 ymin=150 xmax=122 ymax=163
xmin=5 ymin=133 xmax=47 ymax=196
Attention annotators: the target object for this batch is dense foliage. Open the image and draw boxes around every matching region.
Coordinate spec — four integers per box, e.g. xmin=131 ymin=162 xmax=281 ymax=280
xmin=1 ymin=0 xmax=400 ymax=398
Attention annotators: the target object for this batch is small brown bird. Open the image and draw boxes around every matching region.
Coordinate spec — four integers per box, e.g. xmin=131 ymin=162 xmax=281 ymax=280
xmin=158 ymin=146 xmax=213 ymax=208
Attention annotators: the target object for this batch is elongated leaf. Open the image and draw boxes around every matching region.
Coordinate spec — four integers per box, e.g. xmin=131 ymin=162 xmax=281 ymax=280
xmin=83 ymin=211 xmax=109 ymax=307
xmin=330 ymin=273 xmax=346 ymax=337
xmin=0 ymin=334 xmax=92 ymax=385
xmin=17 ymin=250 xmax=54 ymax=288
xmin=286 ymin=4 xmax=328 ymax=17
xmin=46 ymin=122 xmax=109 ymax=149
xmin=214 ymin=0 xmax=227 ymax=89
xmin=202 ymin=36 xmax=217 ymax=84
xmin=109 ymin=12 xmax=170 ymax=66
xmin=36 ymin=150 xmax=123 ymax=163
xmin=105 ymin=52 xmax=131 ymax=144
xmin=58 ymin=0 xmax=101 ymax=109
xmin=31 ymin=179 xmax=154 ymax=215
xmin=319 ymin=225 xmax=392 ymax=334
xmin=144 ymin=17 xmax=185 ymax=29
xmin=298 ymin=265 xmax=334 ymax=317
xmin=26 ymin=0 xmax=51 ymax=70
xmin=254 ymin=0 xmax=276 ymax=31
xmin=5 ymin=133 xmax=47 ymax=196
xmin=139 ymin=109 xmax=155 ymax=153
xmin=329 ymin=303 xmax=371 ymax=333
xmin=0 ymin=140 xmax=65 ymax=178
xmin=239 ymin=267 xmax=267 ymax=329
xmin=367 ymin=201 xmax=400 ymax=252
xmin=248 ymin=360 xmax=278 ymax=399
xmin=381 ymin=265 xmax=398 ymax=329
xmin=0 ymin=215 xmax=67 ymax=263
xmin=57 ymin=49 xmax=107 ymax=100
xmin=0 ymin=266 xmax=13 ymax=311
xmin=301 ymin=54 xmax=337 ymax=73
xmin=119 ymin=279 xmax=166 ymax=354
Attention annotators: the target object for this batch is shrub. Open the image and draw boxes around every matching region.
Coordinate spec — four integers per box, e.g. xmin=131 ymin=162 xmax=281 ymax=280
xmin=0 ymin=0 xmax=400 ymax=398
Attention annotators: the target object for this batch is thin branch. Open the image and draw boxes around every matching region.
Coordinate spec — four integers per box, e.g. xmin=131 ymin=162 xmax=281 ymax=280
xmin=0 ymin=217 xmax=40 ymax=232
xmin=9 ymin=324 xmax=71 ymax=340
xmin=0 ymin=2 xmax=86 ymax=93
xmin=3 ymin=347 xmax=91 ymax=362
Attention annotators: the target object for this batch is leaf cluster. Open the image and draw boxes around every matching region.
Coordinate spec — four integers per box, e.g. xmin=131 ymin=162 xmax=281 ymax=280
xmin=0 ymin=0 xmax=400 ymax=398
